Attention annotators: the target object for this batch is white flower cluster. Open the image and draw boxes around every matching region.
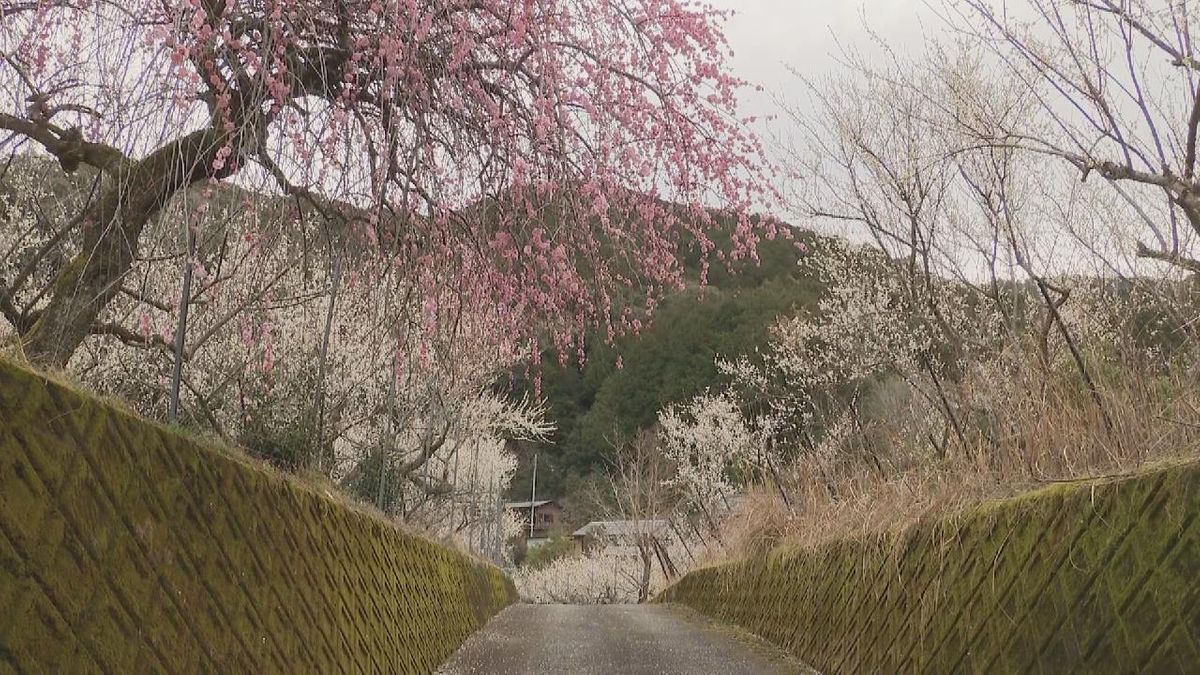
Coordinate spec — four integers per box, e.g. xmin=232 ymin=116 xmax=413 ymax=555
xmin=1 ymin=162 xmax=547 ymax=559
xmin=658 ymin=392 xmax=759 ymax=516
xmin=512 ymin=536 xmax=692 ymax=604
xmin=513 ymin=547 xmax=646 ymax=604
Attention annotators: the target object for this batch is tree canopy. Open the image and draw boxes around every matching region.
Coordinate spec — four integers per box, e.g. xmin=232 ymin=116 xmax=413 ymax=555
xmin=0 ymin=0 xmax=776 ymax=366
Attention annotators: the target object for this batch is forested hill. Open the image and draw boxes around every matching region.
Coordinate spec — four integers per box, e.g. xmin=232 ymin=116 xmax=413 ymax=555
xmin=506 ymin=229 xmax=826 ymax=513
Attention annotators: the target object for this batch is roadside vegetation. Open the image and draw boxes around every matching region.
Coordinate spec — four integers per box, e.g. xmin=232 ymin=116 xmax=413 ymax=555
xmin=665 ymin=0 xmax=1200 ymax=564
xmin=516 ymin=0 xmax=1200 ymax=598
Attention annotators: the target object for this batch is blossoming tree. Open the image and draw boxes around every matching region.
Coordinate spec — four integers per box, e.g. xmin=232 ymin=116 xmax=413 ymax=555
xmin=0 ymin=162 xmax=544 ymax=562
xmin=0 ymin=0 xmax=774 ymax=367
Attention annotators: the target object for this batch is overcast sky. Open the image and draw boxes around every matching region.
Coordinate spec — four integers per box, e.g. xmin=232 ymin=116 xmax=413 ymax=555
xmin=705 ymin=1 xmax=1133 ymax=274
xmin=708 ymin=1 xmax=933 ymax=122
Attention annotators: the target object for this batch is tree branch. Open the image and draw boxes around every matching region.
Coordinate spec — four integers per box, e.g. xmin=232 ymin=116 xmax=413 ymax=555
xmin=90 ymin=320 xmax=173 ymax=352
xmin=1135 ymin=241 xmax=1200 ymax=274
xmin=0 ymin=281 xmax=31 ymax=331
xmin=0 ymin=112 xmax=129 ymax=173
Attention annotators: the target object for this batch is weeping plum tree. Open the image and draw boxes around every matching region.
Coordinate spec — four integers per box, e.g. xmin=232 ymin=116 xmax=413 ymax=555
xmin=0 ymin=0 xmax=775 ymax=367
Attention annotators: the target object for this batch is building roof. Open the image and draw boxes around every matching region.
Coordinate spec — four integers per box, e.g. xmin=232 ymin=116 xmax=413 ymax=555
xmin=504 ymin=499 xmax=559 ymax=510
xmin=572 ymin=519 xmax=671 ymax=538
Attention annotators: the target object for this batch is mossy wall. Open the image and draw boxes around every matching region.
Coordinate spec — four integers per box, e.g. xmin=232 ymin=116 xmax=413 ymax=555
xmin=660 ymin=462 xmax=1200 ymax=673
xmin=0 ymin=360 xmax=515 ymax=673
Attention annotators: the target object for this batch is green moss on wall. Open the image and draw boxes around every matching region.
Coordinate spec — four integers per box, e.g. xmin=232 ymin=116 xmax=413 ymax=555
xmin=660 ymin=463 xmax=1200 ymax=673
xmin=0 ymin=360 xmax=516 ymax=673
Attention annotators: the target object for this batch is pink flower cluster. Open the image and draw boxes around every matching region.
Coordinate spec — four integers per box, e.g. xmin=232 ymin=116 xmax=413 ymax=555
xmin=6 ymin=0 xmax=782 ymax=365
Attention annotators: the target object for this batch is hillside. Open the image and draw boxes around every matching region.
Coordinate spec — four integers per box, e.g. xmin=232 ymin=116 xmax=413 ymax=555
xmin=506 ymin=230 xmax=826 ymax=517
xmin=2 ymin=153 xmax=822 ymax=525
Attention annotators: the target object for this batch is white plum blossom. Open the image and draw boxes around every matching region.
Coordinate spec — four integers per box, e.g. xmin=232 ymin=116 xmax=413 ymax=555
xmin=659 ymin=392 xmax=759 ymax=517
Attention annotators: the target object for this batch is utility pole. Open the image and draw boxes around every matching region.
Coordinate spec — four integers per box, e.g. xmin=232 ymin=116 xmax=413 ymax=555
xmin=529 ymin=453 xmax=538 ymax=538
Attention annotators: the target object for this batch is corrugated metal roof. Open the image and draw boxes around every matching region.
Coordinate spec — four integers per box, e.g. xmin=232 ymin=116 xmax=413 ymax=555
xmin=504 ymin=500 xmax=558 ymax=509
xmin=571 ymin=520 xmax=670 ymax=538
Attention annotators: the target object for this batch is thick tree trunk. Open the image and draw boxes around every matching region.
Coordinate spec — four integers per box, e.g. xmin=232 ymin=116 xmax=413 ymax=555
xmin=22 ymin=128 xmax=233 ymax=367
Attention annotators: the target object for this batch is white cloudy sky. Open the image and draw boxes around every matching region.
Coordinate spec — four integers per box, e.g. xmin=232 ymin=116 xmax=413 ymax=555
xmin=708 ymin=1 xmax=933 ymax=121
xmin=698 ymin=1 xmax=939 ymax=225
xmin=705 ymin=1 xmax=1152 ymax=275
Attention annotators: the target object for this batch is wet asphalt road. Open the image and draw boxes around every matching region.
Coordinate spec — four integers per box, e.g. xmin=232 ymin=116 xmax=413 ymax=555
xmin=436 ymin=604 xmax=815 ymax=675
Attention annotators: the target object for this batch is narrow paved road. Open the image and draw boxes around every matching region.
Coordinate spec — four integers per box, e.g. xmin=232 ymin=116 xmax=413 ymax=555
xmin=437 ymin=604 xmax=814 ymax=674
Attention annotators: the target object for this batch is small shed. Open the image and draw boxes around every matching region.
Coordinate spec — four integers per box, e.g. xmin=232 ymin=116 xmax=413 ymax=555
xmin=571 ymin=519 xmax=671 ymax=552
xmin=505 ymin=499 xmax=565 ymax=540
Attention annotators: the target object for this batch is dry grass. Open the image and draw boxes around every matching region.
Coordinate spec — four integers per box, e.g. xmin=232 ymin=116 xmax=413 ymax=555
xmin=703 ymin=367 xmax=1200 ymax=566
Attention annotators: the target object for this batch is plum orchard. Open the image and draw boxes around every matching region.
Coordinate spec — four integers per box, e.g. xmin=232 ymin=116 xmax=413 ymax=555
xmin=1 ymin=0 xmax=775 ymax=555
xmin=0 ymin=0 xmax=777 ymax=367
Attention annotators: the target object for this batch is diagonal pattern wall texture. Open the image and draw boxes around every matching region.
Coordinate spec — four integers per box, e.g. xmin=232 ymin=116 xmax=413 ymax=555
xmin=0 ymin=359 xmax=515 ymax=673
xmin=660 ymin=461 xmax=1200 ymax=674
